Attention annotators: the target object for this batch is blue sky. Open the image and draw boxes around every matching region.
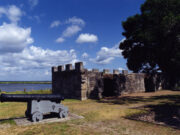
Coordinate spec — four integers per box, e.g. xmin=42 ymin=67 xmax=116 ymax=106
xmin=0 ymin=0 xmax=145 ymax=81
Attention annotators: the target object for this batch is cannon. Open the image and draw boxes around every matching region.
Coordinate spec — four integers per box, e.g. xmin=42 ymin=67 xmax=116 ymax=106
xmin=0 ymin=94 xmax=68 ymax=122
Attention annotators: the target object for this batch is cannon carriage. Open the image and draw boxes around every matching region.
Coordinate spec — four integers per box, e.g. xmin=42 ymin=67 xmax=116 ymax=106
xmin=0 ymin=94 xmax=68 ymax=122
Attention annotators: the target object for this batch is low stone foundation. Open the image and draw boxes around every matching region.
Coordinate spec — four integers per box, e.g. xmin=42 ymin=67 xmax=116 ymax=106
xmin=14 ymin=113 xmax=84 ymax=126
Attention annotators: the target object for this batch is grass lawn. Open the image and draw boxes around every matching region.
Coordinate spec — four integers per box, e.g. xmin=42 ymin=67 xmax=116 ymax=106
xmin=0 ymin=90 xmax=180 ymax=135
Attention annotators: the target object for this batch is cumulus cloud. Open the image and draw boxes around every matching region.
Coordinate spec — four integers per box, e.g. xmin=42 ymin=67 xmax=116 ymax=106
xmin=0 ymin=5 xmax=22 ymax=23
xmin=50 ymin=20 xmax=61 ymax=28
xmin=0 ymin=21 xmax=78 ymax=79
xmin=0 ymin=5 xmax=80 ymax=80
xmin=0 ymin=5 xmax=33 ymax=53
xmin=1 ymin=45 xmax=78 ymax=68
xmin=62 ymin=25 xmax=81 ymax=37
xmin=0 ymin=46 xmax=78 ymax=80
xmin=8 ymin=5 xmax=22 ymax=23
xmin=56 ymin=25 xmax=82 ymax=43
xmin=0 ymin=7 xmax=6 ymax=15
xmin=91 ymin=57 xmax=114 ymax=65
xmin=0 ymin=23 xmax=33 ymax=53
xmin=66 ymin=16 xmax=85 ymax=26
xmin=82 ymin=52 xmax=89 ymax=59
xmin=55 ymin=17 xmax=85 ymax=43
xmin=90 ymin=43 xmax=122 ymax=64
xmin=76 ymin=33 xmax=98 ymax=43
xmin=118 ymin=67 xmax=124 ymax=71
xmin=45 ymin=70 xmax=50 ymax=75
xmin=29 ymin=0 xmax=39 ymax=9
xmin=15 ymin=46 xmax=78 ymax=67
xmin=56 ymin=37 xmax=65 ymax=43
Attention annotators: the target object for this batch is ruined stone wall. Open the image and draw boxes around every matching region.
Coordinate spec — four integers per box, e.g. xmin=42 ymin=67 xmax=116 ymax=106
xmin=102 ymin=71 xmax=145 ymax=96
xmin=52 ymin=62 xmax=146 ymax=100
xmin=82 ymin=69 xmax=103 ymax=99
xmin=121 ymin=73 xmax=145 ymax=94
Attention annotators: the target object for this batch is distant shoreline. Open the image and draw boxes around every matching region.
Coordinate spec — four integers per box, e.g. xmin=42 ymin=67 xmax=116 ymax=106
xmin=0 ymin=81 xmax=52 ymax=84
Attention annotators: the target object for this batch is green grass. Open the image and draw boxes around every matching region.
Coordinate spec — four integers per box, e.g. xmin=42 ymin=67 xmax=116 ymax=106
xmin=0 ymin=89 xmax=52 ymax=94
xmin=0 ymin=119 xmax=16 ymax=125
xmin=0 ymin=90 xmax=180 ymax=135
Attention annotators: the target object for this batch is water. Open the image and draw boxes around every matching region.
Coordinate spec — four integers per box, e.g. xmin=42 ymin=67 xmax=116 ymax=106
xmin=0 ymin=83 xmax=52 ymax=92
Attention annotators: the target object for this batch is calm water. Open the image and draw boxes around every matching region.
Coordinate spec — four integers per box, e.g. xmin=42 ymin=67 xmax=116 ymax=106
xmin=0 ymin=84 xmax=52 ymax=92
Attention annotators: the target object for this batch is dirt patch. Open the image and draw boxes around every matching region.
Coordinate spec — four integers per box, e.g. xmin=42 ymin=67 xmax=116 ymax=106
xmin=128 ymin=109 xmax=180 ymax=129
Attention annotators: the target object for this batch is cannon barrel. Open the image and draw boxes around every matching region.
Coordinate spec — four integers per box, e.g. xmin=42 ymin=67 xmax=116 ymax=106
xmin=0 ymin=94 xmax=64 ymax=102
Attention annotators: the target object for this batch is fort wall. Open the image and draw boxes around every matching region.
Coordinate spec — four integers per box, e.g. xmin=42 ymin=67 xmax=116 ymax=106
xmin=52 ymin=62 xmax=146 ymax=100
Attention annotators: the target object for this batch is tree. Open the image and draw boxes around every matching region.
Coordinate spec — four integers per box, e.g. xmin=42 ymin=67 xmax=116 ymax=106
xmin=120 ymin=0 xmax=180 ymax=88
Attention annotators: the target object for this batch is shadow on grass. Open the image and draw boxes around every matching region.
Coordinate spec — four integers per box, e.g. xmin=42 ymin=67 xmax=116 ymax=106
xmin=144 ymin=103 xmax=180 ymax=129
xmin=98 ymin=95 xmax=180 ymax=105
xmin=98 ymin=94 xmax=180 ymax=129
xmin=0 ymin=117 xmax=24 ymax=125
xmin=0 ymin=113 xmax=62 ymax=125
xmin=0 ymin=117 xmax=25 ymax=122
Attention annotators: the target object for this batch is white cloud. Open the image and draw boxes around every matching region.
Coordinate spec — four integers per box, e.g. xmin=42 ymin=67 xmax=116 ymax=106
xmin=50 ymin=20 xmax=61 ymax=28
xmin=0 ymin=23 xmax=33 ymax=53
xmin=76 ymin=33 xmax=98 ymax=43
xmin=7 ymin=5 xmax=22 ymax=23
xmin=90 ymin=56 xmax=114 ymax=65
xmin=56 ymin=37 xmax=65 ymax=43
xmin=0 ymin=6 xmax=33 ymax=53
xmin=66 ymin=16 xmax=85 ymax=26
xmin=62 ymin=25 xmax=81 ymax=37
xmin=29 ymin=0 xmax=39 ymax=9
xmin=0 ymin=5 xmax=80 ymax=80
xmin=0 ymin=46 xmax=78 ymax=80
xmin=55 ymin=17 xmax=85 ymax=43
xmin=82 ymin=52 xmax=89 ymax=59
xmin=0 ymin=7 xmax=6 ymax=15
xmin=45 ymin=70 xmax=50 ymax=75
xmin=18 ymin=46 xmax=77 ymax=66
xmin=90 ymin=43 xmax=122 ymax=64
xmin=97 ymin=46 xmax=122 ymax=58
xmin=0 ymin=45 xmax=78 ymax=69
xmin=0 ymin=5 xmax=22 ymax=23
xmin=118 ymin=67 xmax=124 ymax=71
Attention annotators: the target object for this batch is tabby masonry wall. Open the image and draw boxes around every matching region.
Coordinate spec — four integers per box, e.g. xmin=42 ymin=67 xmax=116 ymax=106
xmin=52 ymin=62 xmax=146 ymax=100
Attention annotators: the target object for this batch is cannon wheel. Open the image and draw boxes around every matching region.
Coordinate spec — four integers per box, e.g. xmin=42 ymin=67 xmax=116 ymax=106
xmin=32 ymin=111 xmax=43 ymax=122
xmin=59 ymin=109 xmax=68 ymax=118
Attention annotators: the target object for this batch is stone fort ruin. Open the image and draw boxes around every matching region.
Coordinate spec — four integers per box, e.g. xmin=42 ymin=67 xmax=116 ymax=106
xmin=52 ymin=62 xmax=149 ymax=100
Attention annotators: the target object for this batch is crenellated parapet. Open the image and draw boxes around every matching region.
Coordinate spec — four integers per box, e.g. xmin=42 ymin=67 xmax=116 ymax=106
xmin=65 ymin=64 xmax=73 ymax=71
xmin=52 ymin=66 xmax=58 ymax=72
xmin=58 ymin=65 xmax=64 ymax=72
xmin=52 ymin=62 xmax=85 ymax=74
xmin=75 ymin=62 xmax=84 ymax=71
xmin=103 ymin=69 xmax=110 ymax=74
xmin=92 ymin=69 xmax=99 ymax=72
xmin=113 ymin=69 xmax=119 ymax=74
xmin=52 ymin=62 xmax=130 ymax=75
xmin=122 ymin=70 xmax=128 ymax=75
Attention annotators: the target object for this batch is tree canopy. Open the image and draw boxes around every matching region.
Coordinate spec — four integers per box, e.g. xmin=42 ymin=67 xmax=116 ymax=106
xmin=120 ymin=0 xmax=180 ymax=86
